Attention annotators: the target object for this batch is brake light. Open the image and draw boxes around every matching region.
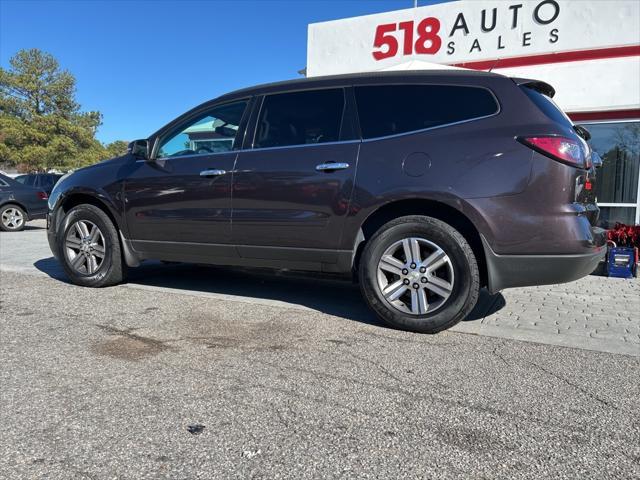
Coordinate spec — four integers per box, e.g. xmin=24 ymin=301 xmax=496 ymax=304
xmin=518 ymin=136 xmax=587 ymax=169
xmin=36 ymin=191 xmax=48 ymax=200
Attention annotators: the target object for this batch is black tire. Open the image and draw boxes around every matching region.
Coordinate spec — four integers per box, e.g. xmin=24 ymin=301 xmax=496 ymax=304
xmin=0 ymin=204 xmax=27 ymax=232
xmin=57 ymin=204 xmax=125 ymax=287
xmin=359 ymin=215 xmax=480 ymax=333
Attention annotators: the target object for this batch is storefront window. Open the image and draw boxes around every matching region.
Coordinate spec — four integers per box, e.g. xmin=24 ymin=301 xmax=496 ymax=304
xmin=583 ymin=121 xmax=640 ymax=227
xmin=597 ymin=206 xmax=637 ymax=227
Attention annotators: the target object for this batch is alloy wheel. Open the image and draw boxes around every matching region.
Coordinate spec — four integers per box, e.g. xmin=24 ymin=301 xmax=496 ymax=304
xmin=65 ymin=220 xmax=106 ymax=275
xmin=376 ymin=237 xmax=455 ymax=315
xmin=1 ymin=207 xmax=24 ymax=230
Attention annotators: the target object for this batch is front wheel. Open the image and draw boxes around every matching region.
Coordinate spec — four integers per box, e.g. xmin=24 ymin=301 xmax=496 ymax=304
xmin=359 ymin=215 xmax=480 ymax=333
xmin=57 ymin=204 xmax=125 ymax=287
xmin=0 ymin=204 xmax=27 ymax=232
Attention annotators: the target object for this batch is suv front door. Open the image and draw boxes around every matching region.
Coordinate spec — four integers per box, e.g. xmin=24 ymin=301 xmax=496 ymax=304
xmin=123 ymin=100 xmax=249 ymax=259
xmin=231 ymin=88 xmax=359 ymax=267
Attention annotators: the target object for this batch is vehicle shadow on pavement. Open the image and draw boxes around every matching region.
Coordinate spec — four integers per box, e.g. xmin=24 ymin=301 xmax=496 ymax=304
xmin=33 ymin=258 xmax=505 ymax=327
xmin=463 ymin=289 xmax=506 ymax=322
xmin=33 ymin=256 xmax=67 ymax=280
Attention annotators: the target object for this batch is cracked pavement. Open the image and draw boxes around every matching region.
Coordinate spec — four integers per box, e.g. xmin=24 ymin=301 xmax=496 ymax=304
xmin=1 ymin=268 xmax=639 ymax=479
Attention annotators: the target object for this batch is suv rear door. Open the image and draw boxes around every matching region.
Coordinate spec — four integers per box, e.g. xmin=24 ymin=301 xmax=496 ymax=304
xmin=231 ymin=88 xmax=359 ymax=266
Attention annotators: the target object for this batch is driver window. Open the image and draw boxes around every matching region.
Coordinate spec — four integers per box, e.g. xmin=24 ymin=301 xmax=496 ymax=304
xmin=158 ymin=100 xmax=248 ymax=158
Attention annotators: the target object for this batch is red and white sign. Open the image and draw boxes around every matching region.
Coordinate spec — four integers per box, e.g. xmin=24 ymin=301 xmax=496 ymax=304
xmin=307 ymin=0 xmax=640 ymax=117
xmin=308 ymin=0 xmax=639 ymax=74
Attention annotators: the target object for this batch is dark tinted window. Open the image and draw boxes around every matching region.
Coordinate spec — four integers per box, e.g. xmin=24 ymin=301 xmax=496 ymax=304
xmin=15 ymin=175 xmax=36 ymax=186
xmin=254 ymin=89 xmax=344 ymax=148
xmin=355 ymin=85 xmax=498 ymax=139
xmin=40 ymin=175 xmax=56 ymax=189
xmin=521 ymin=86 xmax=573 ymax=128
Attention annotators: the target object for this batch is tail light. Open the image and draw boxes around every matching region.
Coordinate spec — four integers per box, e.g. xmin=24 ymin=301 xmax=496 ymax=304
xmin=36 ymin=191 xmax=48 ymax=200
xmin=518 ymin=136 xmax=590 ymax=169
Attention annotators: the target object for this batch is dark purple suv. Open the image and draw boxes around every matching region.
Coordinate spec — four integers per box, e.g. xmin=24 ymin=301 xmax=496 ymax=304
xmin=47 ymin=70 xmax=605 ymax=333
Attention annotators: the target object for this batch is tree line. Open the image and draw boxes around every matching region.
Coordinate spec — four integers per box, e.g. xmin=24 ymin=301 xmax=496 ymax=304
xmin=0 ymin=48 xmax=129 ymax=173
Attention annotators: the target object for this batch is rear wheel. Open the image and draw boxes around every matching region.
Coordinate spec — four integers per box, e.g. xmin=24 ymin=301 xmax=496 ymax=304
xmin=57 ymin=204 xmax=125 ymax=287
xmin=0 ymin=204 xmax=27 ymax=232
xmin=359 ymin=215 xmax=479 ymax=333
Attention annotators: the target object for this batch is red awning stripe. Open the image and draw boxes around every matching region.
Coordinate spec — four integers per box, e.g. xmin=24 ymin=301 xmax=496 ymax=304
xmin=567 ymin=109 xmax=640 ymax=122
xmin=449 ymin=45 xmax=640 ymax=70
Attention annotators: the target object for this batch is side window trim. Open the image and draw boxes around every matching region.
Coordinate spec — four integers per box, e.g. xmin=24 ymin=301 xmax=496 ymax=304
xmin=343 ymin=87 xmax=362 ymax=142
xmin=234 ymin=95 xmax=258 ymax=152
xmin=354 ymin=83 xmax=501 ymax=142
xmin=247 ymin=95 xmax=265 ymax=150
xmin=151 ymin=98 xmax=251 ymax=160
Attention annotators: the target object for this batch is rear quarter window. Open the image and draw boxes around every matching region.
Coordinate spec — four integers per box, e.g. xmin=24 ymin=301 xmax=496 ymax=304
xmin=355 ymin=84 xmax=499 ymax=139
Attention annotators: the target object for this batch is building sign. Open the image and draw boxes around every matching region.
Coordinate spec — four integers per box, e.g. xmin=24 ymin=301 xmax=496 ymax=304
xmin=307 ymin=0 xmax=640 ymax=76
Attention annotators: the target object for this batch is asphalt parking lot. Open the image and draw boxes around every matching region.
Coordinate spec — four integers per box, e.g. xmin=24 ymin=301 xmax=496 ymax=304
xmin=1 ymin=221 xmax=639 ymax=479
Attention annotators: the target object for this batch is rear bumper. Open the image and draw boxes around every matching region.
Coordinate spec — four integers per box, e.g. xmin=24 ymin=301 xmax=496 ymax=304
xmin=482 ymin=230 xmax=607 ymax=294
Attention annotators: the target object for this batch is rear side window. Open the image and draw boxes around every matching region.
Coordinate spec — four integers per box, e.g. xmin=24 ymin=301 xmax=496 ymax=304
xmin=40 ymin=175 xmax=55 ymax=189
xmin=254 ymin=89 xmax=344 ymax=148
xmin=15 ymin=175 xmax=35 ymax=186
xmin=521 ymin=86 xmax=573 ymax=128
xmin=355 ymin=85 xmax=499 ymax=139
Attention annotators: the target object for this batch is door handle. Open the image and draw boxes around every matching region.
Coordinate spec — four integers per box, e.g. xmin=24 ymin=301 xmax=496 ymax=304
xmin=315 ymin=162 xmax=349 ymax=172
xmin=200 ymin=169 xmax=226 ymax=177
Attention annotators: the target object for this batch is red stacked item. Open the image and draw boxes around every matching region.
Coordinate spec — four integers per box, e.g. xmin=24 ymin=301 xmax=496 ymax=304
xmin=606 ymin=223 xmax=640 ymax=249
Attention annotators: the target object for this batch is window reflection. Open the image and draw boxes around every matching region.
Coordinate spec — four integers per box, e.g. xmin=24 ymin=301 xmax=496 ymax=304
xmin=159 ymin=101 xmax=247 ymax=158
xmin=583 ymin=121 xmax=639 ymax=227
xmin=598 ymin=206 xmax=637 ymax=229
xmin=587 ymin=122 xmax=639 ymax=204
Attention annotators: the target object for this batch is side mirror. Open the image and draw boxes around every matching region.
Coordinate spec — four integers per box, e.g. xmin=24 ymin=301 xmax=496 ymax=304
xmin=128 ymin=139 xmax=149 ymax=160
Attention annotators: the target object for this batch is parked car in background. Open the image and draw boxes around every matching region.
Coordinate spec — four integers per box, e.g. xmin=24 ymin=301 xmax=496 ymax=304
xmin=47 ymin=70 xmax=605 ymax=333
xmin=0 ymin=173 xmax=48 ymax=232
xmin=14 ymin=173 xmax=63 ymax=195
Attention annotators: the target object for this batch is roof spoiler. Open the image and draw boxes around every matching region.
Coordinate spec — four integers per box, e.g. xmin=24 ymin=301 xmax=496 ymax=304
xmin=511 ymin=78 xmax=556 ymax=98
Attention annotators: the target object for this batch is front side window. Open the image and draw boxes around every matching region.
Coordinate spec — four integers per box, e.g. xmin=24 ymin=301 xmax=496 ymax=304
xmin=254 ymin=89 xmax=345 ymax=149
xmin=158 ymin=100 xmax=248 ymax=158
xmin=355 ymin=84 xmax=499 ymax=139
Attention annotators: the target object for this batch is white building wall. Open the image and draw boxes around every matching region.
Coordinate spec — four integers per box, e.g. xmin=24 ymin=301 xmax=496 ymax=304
xmin=493 ymin=56 xmax=640 ymax=113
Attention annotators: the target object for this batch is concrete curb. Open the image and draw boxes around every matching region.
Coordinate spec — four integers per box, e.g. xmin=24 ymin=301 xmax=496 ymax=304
xmin=452 ymin=321 xmax=640 ymax=357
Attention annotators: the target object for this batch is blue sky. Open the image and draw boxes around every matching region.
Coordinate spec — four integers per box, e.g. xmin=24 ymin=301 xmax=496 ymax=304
xmin=1 ymin=0 xmax=446 ymax=144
